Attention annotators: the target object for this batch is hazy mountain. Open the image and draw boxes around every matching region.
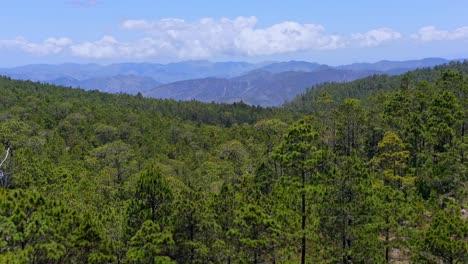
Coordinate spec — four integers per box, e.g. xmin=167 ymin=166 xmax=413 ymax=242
xmin=0 ymin=63 xmax=102 ymax=81
xmin=0 ymin=58 xmax=463 ymax=106
xmin=337 ymin=57 xmax=452 ymax=73
xmin=256 ymin=61 xmax=326 ymax=73
xmin=87 ymin=61 xmax=268 ymax=83
xmin=48 ymin=75 xmax=161 ymax=94
xmin=1 ymin=58 xmax=459 ymax=84
xmin=144 ymin=68 xmax=374 ymax=106
xmin=0 ymin=60 xmax=266 ymax=83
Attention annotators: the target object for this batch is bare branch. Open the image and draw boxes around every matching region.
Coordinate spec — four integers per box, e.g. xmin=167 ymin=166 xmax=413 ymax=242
xmin=0 ymin=147 xmax=9 ymax=187
xmin=0 ymin=147 xmax=10 ymax=168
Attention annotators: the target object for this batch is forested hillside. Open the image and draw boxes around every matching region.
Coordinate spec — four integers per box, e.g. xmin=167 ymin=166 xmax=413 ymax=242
xmin=287 ymin=61 xmax=468 ymax=113
xmin=143 ymin=68 xmax=373 ymax=106
xmin=0 ymin=62 xmax=466 ymax=263
xmin=2 ymin=58 xmax=459 ymax=107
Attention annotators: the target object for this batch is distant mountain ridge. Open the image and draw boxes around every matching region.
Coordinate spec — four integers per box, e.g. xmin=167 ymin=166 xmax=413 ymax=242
xmin=49 ymin=75 xmax=161 ymax=95
xmin=286 ymin=60 xmax=468 ymax=113
xmin=337 ymin=57 xmax=455 ymax=74
xmin=143 ymin=69 xmax=376 ymax=106
xmin=0 ymin=58 xmax=463 ymax=106
xmin=256 ymin=61 xmax=326 ymax=73
xmin=0 ymin=61 xmax=265 ymax=83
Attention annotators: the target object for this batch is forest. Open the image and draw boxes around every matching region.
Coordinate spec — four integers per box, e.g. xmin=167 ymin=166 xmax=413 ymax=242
xmin=0 ymin=61 xmax=466 ymax=263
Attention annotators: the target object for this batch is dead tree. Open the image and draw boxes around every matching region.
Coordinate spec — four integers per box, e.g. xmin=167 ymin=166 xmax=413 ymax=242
xmin=0 ymin=147 xmax=10 ymax=187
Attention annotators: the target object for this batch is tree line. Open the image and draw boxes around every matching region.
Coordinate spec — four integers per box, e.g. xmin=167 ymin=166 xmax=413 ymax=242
xmin=0 ymin=63 xmax=466 ymax=263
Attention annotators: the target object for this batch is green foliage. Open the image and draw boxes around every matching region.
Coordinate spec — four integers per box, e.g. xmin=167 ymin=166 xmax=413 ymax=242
xmin=126 ymin=220 xmax=175 ymax=264
xmin=0 ymin=120 xmax=32 ymax=149
xmin=334 ymin=98 xmax=366 ymax=156
xmin=231 ymin=203 xmax=280 ymax=263
xmin=273 ymin=116 xmax=321 ymax=171
xmin=416 ymin=203 xmax=468 ymax=263
xmin=0 ymin=63 xmax=466 ymax=263
xmin=127 ymin=164 xmax=173 ymax=237
xmin=0 ymin=188 xmax=114 ymax=263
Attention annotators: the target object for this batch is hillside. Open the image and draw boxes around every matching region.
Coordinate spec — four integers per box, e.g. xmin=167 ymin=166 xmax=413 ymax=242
xmin=0 ymin=62 xmax=466 ymax=263
xmin=337 ymin=57 xmax=452 ymax=72
xmin=255 ymin=60 xmax=326 ymax=73
xmin=144 ymin=68 xmax=374 ymax=106
xmin=286 ymin=60 xmax=468 ymax=112
xmin=1 ymin=58 xmax=464 ymax=106
xmin=48 ymin=75 xmax=161 ymax=94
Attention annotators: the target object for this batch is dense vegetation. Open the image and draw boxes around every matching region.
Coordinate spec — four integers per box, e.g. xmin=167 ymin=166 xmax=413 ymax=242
xmin=0 ymin=62 xmax=466 ymax=263
xmin=286 ymin=61 xmax=468 ymax=113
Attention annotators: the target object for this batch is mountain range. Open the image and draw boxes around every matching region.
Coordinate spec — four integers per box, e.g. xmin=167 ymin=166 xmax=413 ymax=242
xmin=49 ymin=75 xmax=161 ymax=95
xmin=0 ymin=58 xmax=462 ymax=106
xmin=144 ymin=68 xmax=374 ymax=106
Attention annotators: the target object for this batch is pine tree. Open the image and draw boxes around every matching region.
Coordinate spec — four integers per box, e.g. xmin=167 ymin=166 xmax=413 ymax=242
xmin=126 ymin=165 xmax=173 ymax=239
xmin=372 ymin=131 xmax=415 ymax=263
xmin=273 ymin=116 xmax=324 ymax=264
xmin=416 ymin=203 xmax=468 ymax=263
xmin=126 ymin=220 xmax=175 ymax=264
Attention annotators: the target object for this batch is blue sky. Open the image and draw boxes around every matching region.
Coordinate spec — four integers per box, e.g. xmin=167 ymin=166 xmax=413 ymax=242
xmin=1 ymin=0 xmax=467 ymax=66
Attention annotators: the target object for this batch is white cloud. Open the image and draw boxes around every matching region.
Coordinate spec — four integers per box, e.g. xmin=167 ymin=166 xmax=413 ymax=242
xmin=0 ymin=37 xmax=73 ymax=55
xmin=121 ymin=19 xmax=152 ymax=30
xmin=351 ymin=28 xmax=402 ymax=47
xmin=235 ymin=21 xmax=344 ymax=55
xmin=413 ymin=26 xmax=468 ymax=42
xmin=122 ymin=17 xmax=262 ymax=57
xmin=0 ymin=17 xmax=409 ymax=59
xmin=119 ymin=17 xmax=399 ymax=58
xmin=70 ymin=35 xmax=119 ymax=58
xmin=69 ymin=35 xmax=171 ymax=59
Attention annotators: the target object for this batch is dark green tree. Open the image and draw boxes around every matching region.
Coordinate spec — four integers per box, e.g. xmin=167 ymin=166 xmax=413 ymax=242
xmin=126 ymin=220 xmax=175 ymax=264
xmin=273 ymin=116 xmax=324 ymax=264
xmin=126 ymin=165 xmax=173 ymax=239
xmin=416 ymin=203 xmax=468 ymax=263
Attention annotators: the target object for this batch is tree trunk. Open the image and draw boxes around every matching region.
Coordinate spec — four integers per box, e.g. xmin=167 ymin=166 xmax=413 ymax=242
xmin=461 ymin=121 xmax=465 ymax=164
xmin=385 ymin=225 xmax=390 ymax=263
xmin=301 ymin=170 xmax=306 ymax=264
xmin=190 ymin=210 xmax=195 ymax=264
